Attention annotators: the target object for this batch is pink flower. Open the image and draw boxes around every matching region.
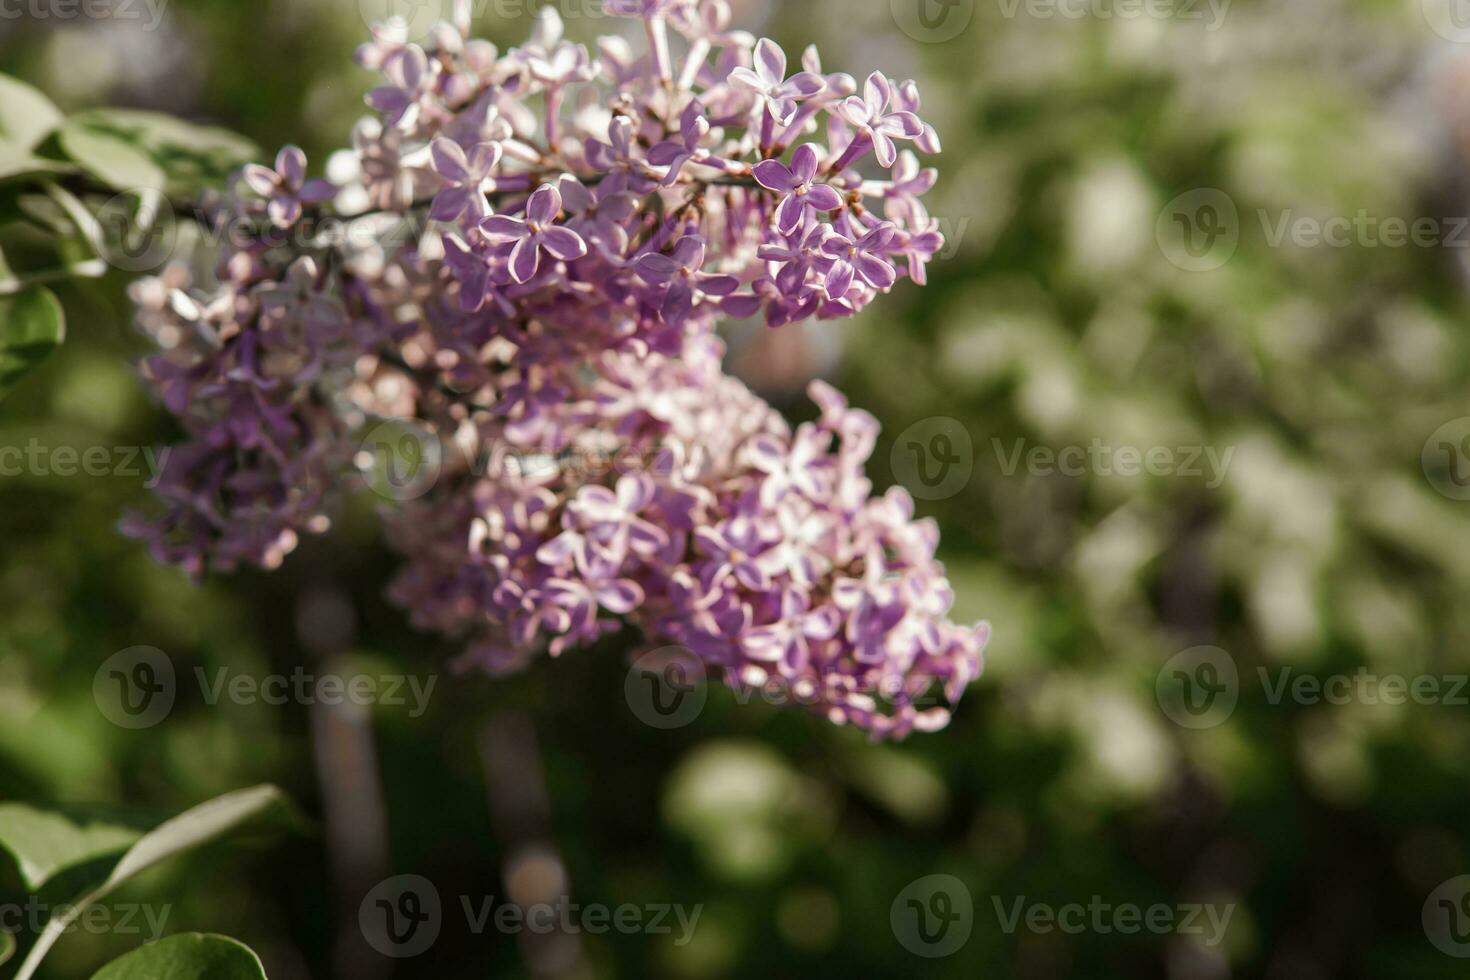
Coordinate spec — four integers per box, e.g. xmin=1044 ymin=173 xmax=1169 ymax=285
xmin=753 ymin=144 xmax=845 ymax=234
xmin=478 ymin=184 xmax=588 ymax=283
xmin=241 ymin=146 xmax=334 ymax=228
xmin=429 ymin=138 xmax=503 ymax=223
xmin=729 ymin=38 xmax=826 ymax=126
xmin=820 ymin=223 xmax=898 ymax=298
xmin=633 ymin=235 xmax=740 ymax=321
xmin=837 ymin=72 xmax=925 ymax=168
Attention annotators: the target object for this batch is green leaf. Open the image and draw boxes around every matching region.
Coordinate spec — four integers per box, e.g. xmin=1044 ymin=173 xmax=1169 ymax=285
xmin=0 ymin=928 xmax=15 ymax=968
xmin=0 ymin=75 xmax=63 ymax=152
xmin=0 ymin=803 xmax=154 ymax=892
xmin=0 ymin=285 xmax=65 ymax=396
xmin=88 ymin=934 xmax=268 ymax=980
xmin=13 ymin=786 xmax=294 ymax=980
xmin=59 ymin=109 xmax=257 ymax=197
xmin=0 ymin=153 xmax=76 ymax=184
xmin=58 ymin=117 xmax=166 ymax=193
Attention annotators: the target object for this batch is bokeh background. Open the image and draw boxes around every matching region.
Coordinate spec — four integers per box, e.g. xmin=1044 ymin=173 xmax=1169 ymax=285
xmin=4 ymin=0 xmax=1470 ymax=977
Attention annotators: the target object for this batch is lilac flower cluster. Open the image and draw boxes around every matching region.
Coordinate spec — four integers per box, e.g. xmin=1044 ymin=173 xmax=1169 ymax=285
xmin=123 ymin=1 xmax=987 ymax=738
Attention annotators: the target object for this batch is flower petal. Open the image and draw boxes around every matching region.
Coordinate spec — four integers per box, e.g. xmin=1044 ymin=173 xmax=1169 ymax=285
xmin=596 ymin=580 xmax=644 ymax=615
xmin=791 ymin=144 xmax=820 ymax=185
xmin=508 ymin=236 xmax=542 ymax=283
xmin=526 ymin=184 xmax=562 ymax=225
xmin=275 ymin=145 xmax=306 ymax=187
xmin=672 ymin=236 xmax=706 ymax=270
xmin=479 ymin=215 xmax=529 ymax=243
xmin=539 ymin=226 xmax=587 ymax=261
xmin=854 ymin=252 xmax=896 ymax=289
xmin=753 ymin=159 xmax=798 ymax=193
xmin=805 ymin=184 xmax=843 ymax=212
xmin=430 ymin=138 xmax=472 ymax=183
xmin=634 ymin=252 xmax=682 ymax=284
xmin=241 ymin=164 xmax=279 ymax=197
xmin=754 ymin=37 xmax=786 ymax=88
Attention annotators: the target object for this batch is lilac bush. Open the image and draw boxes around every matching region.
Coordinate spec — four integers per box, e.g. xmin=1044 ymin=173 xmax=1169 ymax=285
xmin=122 ymin=0 xmax=988 ymax=740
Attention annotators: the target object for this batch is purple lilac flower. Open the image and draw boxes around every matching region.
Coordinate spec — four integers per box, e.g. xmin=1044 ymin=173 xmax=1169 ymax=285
xmin=729 ymin=37 xmax=826 ymax=127
xmin=820 ymin=223 xmax=898 ymax=298
xmin=366 ymin=44 xmax=434 ymax=130
xmin=633 ymin=235 xmax=740 ymax=321
xmin=837 ymin=72 xmax=925 ymax=168
xmin=478 ymin=184 xmax=588 ymax=283
xmin=240 ymin=146 xmax=335 ymax=228
xmin=429 ymin=138 xmax=502 ymax=223
xmin=753 ymin=144 xmax=845 ymax=234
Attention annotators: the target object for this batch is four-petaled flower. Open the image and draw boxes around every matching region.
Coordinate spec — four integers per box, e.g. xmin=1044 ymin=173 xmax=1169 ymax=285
xmin=634 ymin=235 xmax=741 ymax=321
xmin=365 ymin=43 xmax=434 ymax=130
xmin=821 ymin=223 xmax=898 ymax=298
xmin=729 ymin=38 xmax=826 ymax=126
xmin=564 ymin=474 xmax=671 ymax=561
xmin=753 ymin=144 xmax=845 ymax=235
xmin=430 ymin=138 xmax=503 ymax=223
xmin=743 ymin=589 xmax=842 ymax=670
xmin=837 ymin=72 xmax=925 ymax=168
xmin=695 ymin=518 xmax=779 ymax=592
xmin=241 ymin=146 xmax=335 ymax=228
xmin=479 ymin=184 xmax=588 ymax=283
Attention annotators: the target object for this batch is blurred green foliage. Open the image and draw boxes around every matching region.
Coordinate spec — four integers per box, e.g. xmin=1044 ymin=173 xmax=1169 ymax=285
xmin=3 ymin=1 xmax=1470 ymax=978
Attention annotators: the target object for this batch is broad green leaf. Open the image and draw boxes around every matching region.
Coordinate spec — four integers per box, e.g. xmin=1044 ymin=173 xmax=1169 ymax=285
xmin=0 ymin=803 xmax=154 ymax=891
xmin=0 ymin=285 xmax=65 ymax=396
xmin=58 ymin=117 xmax=165 ymax=193
xmin=89 ymin=934 xmax=268 ymax=980
xmin=60 ymin=110 xmax=257 ymax=197
xmin=0 ymin=75 xmax=63 ymax=152
xmin=0 ymin=928 xmax=14 ymax=967
xmin=14 ymin=786 xmax=293 ymax=980
xmin=0 ymin=153 xmax=76 ymax=184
